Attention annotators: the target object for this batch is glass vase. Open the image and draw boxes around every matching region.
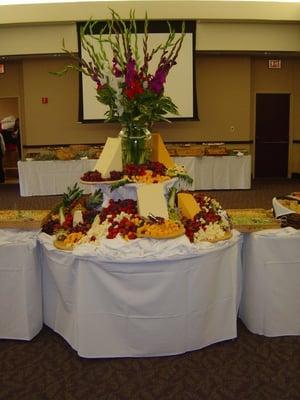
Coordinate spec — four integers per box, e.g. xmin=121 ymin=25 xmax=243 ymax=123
xmin=119 ymin=125 xmax=152 ymax=166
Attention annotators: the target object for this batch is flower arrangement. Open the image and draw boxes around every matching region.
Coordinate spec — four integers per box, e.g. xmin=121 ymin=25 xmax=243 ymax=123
xmin=58 ymin=9 xmax=185 ymax=133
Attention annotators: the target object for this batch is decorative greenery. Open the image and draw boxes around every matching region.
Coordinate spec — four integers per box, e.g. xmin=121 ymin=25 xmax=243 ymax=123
xmin=55 ymin=9 xmax=185 ymax=133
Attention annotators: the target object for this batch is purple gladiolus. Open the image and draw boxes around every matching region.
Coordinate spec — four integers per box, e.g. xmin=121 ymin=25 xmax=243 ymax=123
xmin=125 ymin=57 xmax=138 ymax=86
xmin=149 ymin=68 xmax=167 ymax=94
xmin=112 ymin=57 xmax=122 ymax=78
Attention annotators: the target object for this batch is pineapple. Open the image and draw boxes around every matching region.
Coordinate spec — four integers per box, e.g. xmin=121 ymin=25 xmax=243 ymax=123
xmin=85 ymin=189 xmax=103 ymax=210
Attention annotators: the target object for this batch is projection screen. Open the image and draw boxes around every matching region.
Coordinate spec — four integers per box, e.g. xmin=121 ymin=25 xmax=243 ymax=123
xmin=77 ymin=20 xmax=197 ymax=122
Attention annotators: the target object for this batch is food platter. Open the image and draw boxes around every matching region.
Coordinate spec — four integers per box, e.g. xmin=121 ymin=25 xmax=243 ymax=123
xmin=0 ymin=209 xmax=50 ymax=229
xmin=203 ymin=230 xmax=233 ymax=243
xmin=137 ymin=226 xmax=186 ymax=240
xmin=227 ymin=208 xmax=281 ymax=232
xmin=80 ymin=179 xmax=123 ymax=185
xmin=53 ymin=239 xmax=74 ymax=251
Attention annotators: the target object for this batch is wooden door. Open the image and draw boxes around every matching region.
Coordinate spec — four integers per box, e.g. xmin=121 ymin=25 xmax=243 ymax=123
xmin=255 ymin=93 xmax=290 ymax=177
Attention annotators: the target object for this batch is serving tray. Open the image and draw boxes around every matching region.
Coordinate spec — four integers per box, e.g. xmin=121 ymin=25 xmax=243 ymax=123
xmin=227 ymin=208 xmax=281 ymax=232
xmin=0 ymin=210 xmax=50 ymax=229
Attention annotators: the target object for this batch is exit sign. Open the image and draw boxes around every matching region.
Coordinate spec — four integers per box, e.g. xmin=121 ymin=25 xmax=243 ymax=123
xmin=268 ymin=59 xmax=281 ymax=69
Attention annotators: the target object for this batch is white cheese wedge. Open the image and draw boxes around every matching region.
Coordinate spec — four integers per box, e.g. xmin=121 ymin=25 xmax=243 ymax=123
xmin=93 ymin=137 xmax=122 ymax=178
xmin=137 ymin=183 xmax=169 ymax=219
xmin=72 ymin=210 xmax=83 ymax=227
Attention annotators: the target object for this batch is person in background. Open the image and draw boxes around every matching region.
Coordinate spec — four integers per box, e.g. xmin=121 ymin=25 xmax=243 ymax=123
xmin=0 ymin=131 xmax=6 ymax=183
xmin=11 ymin=118 xmax=21 ymax=159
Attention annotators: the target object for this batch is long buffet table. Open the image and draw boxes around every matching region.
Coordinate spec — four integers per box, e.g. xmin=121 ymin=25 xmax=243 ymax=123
xmin=0 ymin=227 xmax=299 ymax=356
xmin=18 ymin=155 xmax=251 ymax=196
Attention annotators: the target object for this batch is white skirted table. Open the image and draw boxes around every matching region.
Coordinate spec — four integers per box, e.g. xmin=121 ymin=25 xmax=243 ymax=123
xmin=239 ymin=228 xmax=300 ymax=337
xmin=18 ymin=155 xmax=251 ymax=196
xmin=18 ymin=159 xmax=96 ymax=196
xmin=39 ymin=231 xmax=242 ymax=358
xmin=0 ymin=230 xmax=43 ymax=340
xmin=175 ymin=155 xmax=251 ymax=190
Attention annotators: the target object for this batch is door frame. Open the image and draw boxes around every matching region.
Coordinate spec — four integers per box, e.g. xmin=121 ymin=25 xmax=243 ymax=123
xmin=0 ymin=95 xmax=22 ymax=159
xmin=253 ymin=91 xmax=293 ymax=178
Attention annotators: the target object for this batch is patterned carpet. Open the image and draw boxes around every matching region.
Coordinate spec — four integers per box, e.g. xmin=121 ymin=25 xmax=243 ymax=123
xmin=0 ymin=178 xmax=300 ymax=400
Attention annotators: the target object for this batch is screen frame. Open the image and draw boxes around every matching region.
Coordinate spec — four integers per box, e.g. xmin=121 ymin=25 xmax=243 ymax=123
xmin=76 ymin=19 xmax=198 ymax=123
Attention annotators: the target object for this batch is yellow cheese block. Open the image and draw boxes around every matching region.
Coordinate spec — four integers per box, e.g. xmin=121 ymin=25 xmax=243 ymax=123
xmin=152 ymin=133 xmax=175 ymax=169
xmin=178 ymin=193 xmax=201 ymax=219
xmin=137 ymin=183 xmax=169 ymax=219
xmin=93 ymin=137 xmax=122 ymax=178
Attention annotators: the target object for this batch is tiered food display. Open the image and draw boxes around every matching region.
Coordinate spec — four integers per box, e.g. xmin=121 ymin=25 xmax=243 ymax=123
xmin=80 ymin=134 xmax=193 ymax=187
xmin=81 ymin=161 xmax=177 ymax=186
xmin=41 ymin=184 xmax=233 ymax=251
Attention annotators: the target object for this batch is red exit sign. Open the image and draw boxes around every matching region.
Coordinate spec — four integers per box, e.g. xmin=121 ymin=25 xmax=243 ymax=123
xmin=268 ymin=59 xmax=281 ymax=69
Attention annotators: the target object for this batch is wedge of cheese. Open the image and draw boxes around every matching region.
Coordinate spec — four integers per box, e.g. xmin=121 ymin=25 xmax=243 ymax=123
xmin=93 ymin=137 xmax=122 ymax=178
xmin=178 ymin=193 xmax=201 ymax=219
xmin=151 ymin=133 xmax=175 ymax=169
xmin=137 ymin=183 xmax=169 ymax=219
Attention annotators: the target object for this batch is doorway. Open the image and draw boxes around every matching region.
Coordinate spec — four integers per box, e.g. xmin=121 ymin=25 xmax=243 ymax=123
xmin=255 ymin=93 xmax=290 ymax=178
xmin=0 ymin=97 xmax=20 ymax=183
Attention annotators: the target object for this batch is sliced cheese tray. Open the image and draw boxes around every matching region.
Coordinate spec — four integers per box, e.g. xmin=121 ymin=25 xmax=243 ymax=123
xmin=0 ymin=210 xmax=50 ymax=229
xmin=227 ymin=208 xmax=281 ymax=233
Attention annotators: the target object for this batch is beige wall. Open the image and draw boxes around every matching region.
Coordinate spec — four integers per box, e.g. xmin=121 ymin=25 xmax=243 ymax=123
xmin=1 ymin=53 xmax=300 ymax=173
xmin=22 ymin=57 xmax=118 ymax=146
xmin=15 ymin=55 xmax=252 ymax=146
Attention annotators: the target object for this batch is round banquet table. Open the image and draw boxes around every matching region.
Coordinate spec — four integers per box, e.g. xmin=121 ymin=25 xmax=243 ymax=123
xmin=39 ymin=231 xmax=242 ymax=358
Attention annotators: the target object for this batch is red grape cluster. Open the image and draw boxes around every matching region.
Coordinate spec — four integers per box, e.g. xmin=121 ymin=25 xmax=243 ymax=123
xmin=81 ymin=170 xmax=103 ymax=182
xmin=145 ymin=161 xmax=167 ymax=176
xmin=107 ymin=216 xmax=141 ymax=240
xmin=123 ymin=161 xmax=167 ymax=178
xmin=41 ymin=218 xmax=61 ymax=235
xmin=109 ymin=170 xmax=124 ymax=180
xmin=81 ymin=170 xmax=124 ymax=182
xmin=100 ymin=199 xmax=138 ymax=222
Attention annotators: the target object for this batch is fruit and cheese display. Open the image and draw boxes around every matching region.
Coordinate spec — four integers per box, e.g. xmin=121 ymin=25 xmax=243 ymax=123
xmin=137 ymin=217 xmax=185 ymax=239
xmin=41 ymin=183 xmax=233 ymax=251
xmin=80 ymin=134 xmax=192 ymax=187
xmin=41 ymin=183 xmax=103 ymax=236
xmin=0 ymin=209 xmax=50 ymax=229
xmin=181 ymin=193 xmax=232 ymax=243
xmin=81 ymin=161 xmax=183 ymax=184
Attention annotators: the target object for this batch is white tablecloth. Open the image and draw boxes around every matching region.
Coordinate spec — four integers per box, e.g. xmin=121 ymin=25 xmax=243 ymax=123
xmin=39 ymin=231 xmax=242 ymax=358
xmin=18 ymin=155 xmax=251 ymax=196
xmin=0 ymin=229 xmax=43 ymax=340
xmin=239 ymin=228 xmax=300 ymax=337
xmin=174 ymin=155 xmax=251 ymax=190
xmin=18 ymin=160 xmax=96 ymax=196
